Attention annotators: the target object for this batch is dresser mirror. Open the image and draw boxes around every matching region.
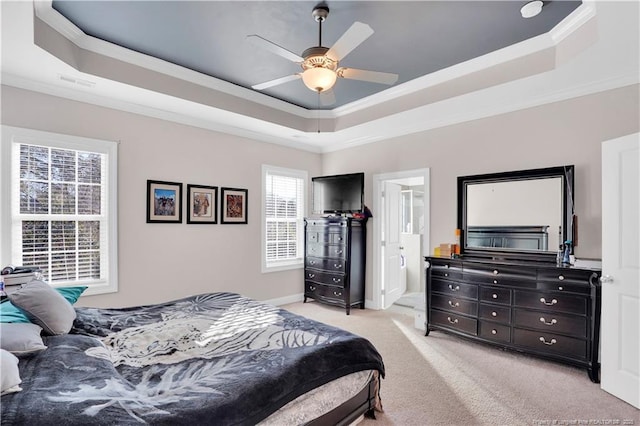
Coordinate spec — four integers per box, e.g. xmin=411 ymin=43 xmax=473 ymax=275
xmin=458 ymin=165 xmax=575 ymax=261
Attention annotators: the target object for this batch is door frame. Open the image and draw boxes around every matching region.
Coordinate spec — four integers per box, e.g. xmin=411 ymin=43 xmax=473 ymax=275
xmin=371 ymin=168 xmax=430 ymax=310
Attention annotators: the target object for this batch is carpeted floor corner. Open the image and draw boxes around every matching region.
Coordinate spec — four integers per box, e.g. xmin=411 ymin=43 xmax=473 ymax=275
xmin=282 ymin=301 xmax=640 ymax=426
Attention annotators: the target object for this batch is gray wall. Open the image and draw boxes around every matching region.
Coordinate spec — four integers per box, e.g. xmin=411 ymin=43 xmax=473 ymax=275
xmin=1 ymin=83 xmax=638 ymax=307
xmin=1 ymin=86 xmax=322 ymax=308
xmin=321 ymin=84 xmax=639 ymax=300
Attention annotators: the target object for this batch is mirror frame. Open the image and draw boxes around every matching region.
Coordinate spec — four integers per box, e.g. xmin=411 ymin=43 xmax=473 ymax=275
xmin=457 ymin=165 xmax=575 ymax=262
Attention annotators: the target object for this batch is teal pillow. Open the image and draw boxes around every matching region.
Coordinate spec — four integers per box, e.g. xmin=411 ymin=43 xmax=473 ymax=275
xmin=0 ymin=302 xmax=30 ymax=323
xmin=55 ymin=286 xmax=88 ymax=304
xmin=0 ymin=285 xmax=87 ymax=323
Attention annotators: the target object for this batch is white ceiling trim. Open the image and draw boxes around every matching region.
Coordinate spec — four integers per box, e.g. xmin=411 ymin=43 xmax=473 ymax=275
xmin=34 ymin=0 xmax=595 ymax=122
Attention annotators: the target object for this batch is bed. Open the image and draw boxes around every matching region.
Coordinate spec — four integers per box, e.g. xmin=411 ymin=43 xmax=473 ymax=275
xmin=0 ymin=290 xmax=385 ymax=425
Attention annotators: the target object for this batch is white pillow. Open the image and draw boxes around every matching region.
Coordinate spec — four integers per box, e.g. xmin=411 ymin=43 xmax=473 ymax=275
xmin=0 ymin=323 xmax=47 ymax=356
xmin=8 ymin=280 xmax=76 ymax=335
xmin=0 ymin=349 xmax=22 ymax=395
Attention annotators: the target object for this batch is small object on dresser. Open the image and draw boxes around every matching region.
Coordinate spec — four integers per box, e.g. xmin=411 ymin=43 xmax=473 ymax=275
xmin=439 ymin=244 xmax=451 ymax=258
xmin=562 ymin=240 xmax=572 ymax=265
xmin=556 ymin=243 xmax=564 ymax=266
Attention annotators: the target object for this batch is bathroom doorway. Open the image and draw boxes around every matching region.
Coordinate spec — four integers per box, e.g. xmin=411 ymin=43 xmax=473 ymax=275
xmin=371 ymin=169 xmax=430 ymax=310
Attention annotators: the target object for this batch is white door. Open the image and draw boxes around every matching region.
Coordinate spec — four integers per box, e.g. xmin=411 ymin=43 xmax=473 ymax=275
xmin=601 ymin=132 xmax=640 ymax=408
xmin=383 ymin=181 xmax=404 ymax=308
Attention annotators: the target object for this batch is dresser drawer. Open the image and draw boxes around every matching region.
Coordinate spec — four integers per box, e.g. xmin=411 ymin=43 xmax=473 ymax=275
xmin=514 ymin=291 xmax=587 ymax=315
xmin=305 ymin=282 xmax=347 ymax=301
xmin=514 ymin=309 xmax=587 ymax=337
xmin=431 ymin=294 xmax=478 ymax=316
xmin=430 ymin=259 xmax=463 ymax=280
xmin=536 ymin=269 xmax=596 ymax=295
xmin=479 ymin=286 xmax=511 ymax=305
xmin=306 ymin=256 xmax=346 ymax=273
xmin=304 ymin=269 xmax=346 ymax=287
xmin=306 ymin=243 xmax=347 ymax=259
xmin=431 ymin=309 xmax=477 ymax=335
xmin=432 ymin=279 xmax=478 ymax=299
xmin=463 ymin=263 xmax=537 ymax=288
xmin=513 ymin=328 xmax=587 ymax=360
xmin=479 ymin=304 xmax=511 ymax=324
xmin=479 ymin=321 xmax=511 ymax=343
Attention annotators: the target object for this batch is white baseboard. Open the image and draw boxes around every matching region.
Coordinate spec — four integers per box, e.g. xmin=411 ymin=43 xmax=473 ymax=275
xmin=264 ymin=293 xmax=304 ymax=307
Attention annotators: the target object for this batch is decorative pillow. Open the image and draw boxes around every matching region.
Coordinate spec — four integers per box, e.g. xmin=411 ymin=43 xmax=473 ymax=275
xmin=0 ymin=301 xmax=31 ymax=324
xmin=8 ymin=280 xmax=76 ymax=335
xmin=55 ymin=286 xmax=88 ymax=304
xmin=0 ymin=349 xmax=22 ymax=395
xmin=0 ymin=323 xmax=47 ymax=356
xmin=1 ymin=285 xmax=86 ymax=325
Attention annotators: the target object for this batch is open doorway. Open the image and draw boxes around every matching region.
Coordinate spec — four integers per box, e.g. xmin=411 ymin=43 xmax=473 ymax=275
xmin=371 ymin=169 xmax=430 ymax=310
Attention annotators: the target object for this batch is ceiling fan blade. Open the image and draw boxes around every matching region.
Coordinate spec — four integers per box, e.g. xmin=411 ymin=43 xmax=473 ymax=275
xmin=338 ymin=68 xmax=399 ymax=85
xmin=252 ymin=74 xmax=301 ymax=91
xmin=320 ymin=90 xmax=336 ymax=106
xmin=246 ymin=35 xmax=303 ymax=63
xmin=326 ymin=22 xmax=374 ymax=62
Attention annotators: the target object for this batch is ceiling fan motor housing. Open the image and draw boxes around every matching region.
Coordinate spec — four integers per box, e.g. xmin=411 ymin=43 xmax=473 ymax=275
xmin=301 ymin=46 xmax=337 ymax=71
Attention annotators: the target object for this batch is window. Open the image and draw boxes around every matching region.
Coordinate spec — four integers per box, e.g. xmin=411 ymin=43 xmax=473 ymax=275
xmin=1 ymin=126 xmax=118 ymax=295
xmin=262 ymin=165 xmax=307 ymax=272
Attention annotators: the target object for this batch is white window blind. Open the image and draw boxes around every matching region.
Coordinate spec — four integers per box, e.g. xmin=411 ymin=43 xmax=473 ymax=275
xmin=1 ymin=126 xmax=118 ymax=295
xmin=262 ymin=165 xmax=307 ymax=272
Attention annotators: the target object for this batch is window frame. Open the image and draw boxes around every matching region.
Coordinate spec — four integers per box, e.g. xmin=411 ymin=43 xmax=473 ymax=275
xmin=1 ymin=125 xmax=118 ymax=296
xmin=261 ymin=164 xmax=308 ymax=273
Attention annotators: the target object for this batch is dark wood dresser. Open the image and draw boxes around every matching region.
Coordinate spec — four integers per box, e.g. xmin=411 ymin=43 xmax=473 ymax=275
xmin=304 ymin=217 xmax=366 ymax=315
xmin=425 ymin=256 xmax=602 ymax=382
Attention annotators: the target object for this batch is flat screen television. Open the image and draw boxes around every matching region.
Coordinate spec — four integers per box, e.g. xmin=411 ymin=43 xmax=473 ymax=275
xmin=312 ymin=172 xmax=364 ymax=215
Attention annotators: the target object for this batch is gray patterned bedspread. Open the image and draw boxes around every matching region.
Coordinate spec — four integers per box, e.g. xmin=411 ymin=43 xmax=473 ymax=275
xmin=0 ymin=292 xmax=384 ymax=425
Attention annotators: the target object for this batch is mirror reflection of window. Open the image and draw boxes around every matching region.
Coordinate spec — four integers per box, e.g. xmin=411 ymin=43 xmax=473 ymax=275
xmin=466 ymin=177 xmax=562 ymax=252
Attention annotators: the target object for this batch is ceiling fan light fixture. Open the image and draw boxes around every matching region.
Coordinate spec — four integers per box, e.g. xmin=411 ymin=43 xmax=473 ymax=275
xmin=301 ymin=48 xmax=338 ymax=92
xmin=302 ymin=66 xmax=337 ymax=92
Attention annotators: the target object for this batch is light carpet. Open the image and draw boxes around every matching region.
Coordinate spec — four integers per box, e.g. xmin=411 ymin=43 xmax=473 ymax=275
xmin=282 ymin=301 xmax=639 ymax=426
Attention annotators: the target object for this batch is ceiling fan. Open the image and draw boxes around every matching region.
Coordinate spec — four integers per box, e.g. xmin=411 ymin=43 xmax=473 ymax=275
xmin=247 ymin=4 xmax=399 ymax=104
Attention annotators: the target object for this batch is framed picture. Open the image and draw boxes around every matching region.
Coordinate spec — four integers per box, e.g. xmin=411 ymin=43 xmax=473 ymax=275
xmin=147 ymin=180 xmax=183 ymax=223
xmin=221 ymin=187 xmax=248 ymax=224
xmin=187 ymin=184 xmax=218 ymax=224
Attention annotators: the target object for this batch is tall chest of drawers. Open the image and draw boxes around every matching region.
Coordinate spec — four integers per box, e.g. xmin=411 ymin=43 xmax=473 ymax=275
xmin=304 ymin=217 xmax=366 ymax=315
xmin=425 ymin=256 xmax=602 ymax=382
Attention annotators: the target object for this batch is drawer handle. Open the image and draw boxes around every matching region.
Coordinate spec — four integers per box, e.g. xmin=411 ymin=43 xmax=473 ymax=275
xmin=308 ymin=273 xmax=315 ymax=279
xmin=336 ymin=249 xmax=344 ymax=255
xmin=448 ymin=300 xmax=460 ymax=307
xmin=539 ymin=298 xmax=558 ymax=306
xmin=492 ymin=293 xmax=498 ymax=299
xmin=333 ymin=291 xmax=342 ymax=296
xmin=448 ymin=284 xmax=460 ymax=291
xmin=309 ymin=285 xmax=316 ymax=291
xmin=332 ymin=277 xmax=342 ymax=283
xmin=309 ymin=260 xmax=316 ymax=265
xmin=539 ymin=317 xmax=557 ymax=326
xmin=539 ymin=337 xmax=557 ymax=346
xmin=493 ymin=270 xmax=499 ymax=275
xmin=558 ymin=286 xmax=564 ymax=291
xmin=558 ymin=275 xmax=565 ymax=281
xmin=493 ymin=280 xmax=498 ymax=284
xmin=491 ymin=311 xmax=498 ymax=317
xmin=444 ymin=273 xmax=449 ymax=277
xmin=491 ymin=329 xmax=497 ymax=335
xmin=334 ymin=263 xmax=342 ymax=269
xmin=447 ymin=316 xmax=459 ymax=324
